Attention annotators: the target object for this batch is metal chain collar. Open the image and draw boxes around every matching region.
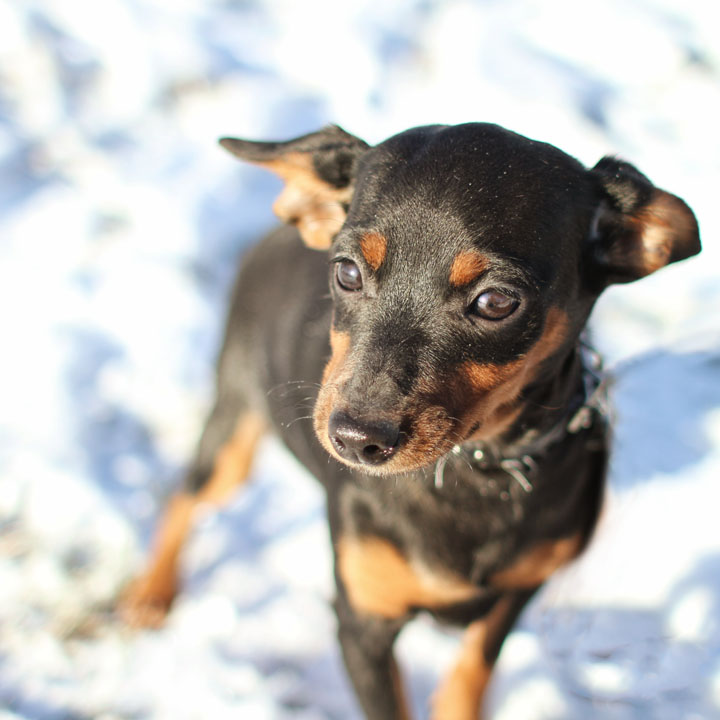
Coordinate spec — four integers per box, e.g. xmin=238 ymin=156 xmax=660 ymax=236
xmin=434 ymin=342 xmax=610 ymax=492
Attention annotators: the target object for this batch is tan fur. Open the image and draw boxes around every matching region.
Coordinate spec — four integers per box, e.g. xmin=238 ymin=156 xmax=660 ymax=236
xmin=390 ymin=657 xmax=412 ymax=720
xmin=197 ymin=412 xmax=266 ymax=504
xmin=315 ymin=330 xmax=355 ymax=459
xmin=254 ymin=153 xmax=352 ymax=250
xmin=431 ymin=595 xmax=517 ymax=720
xmin=322 ymin=329 xmax=351 ymax=385
xmin=315 ymin=326 xmax=461 ymax=473
xmin=359 ymin=231 xmax=388 ymax=271
xmin=119 ymin=493 xmax=197 ymax=628
xmin=458 ymin=307 xmax=569 ymax=442
xmin=314 ymin=311 xmax=570 ymax=474
xmin=489 ymin=534 xmax=583 ymax=589
xmin=627 ymin=191 xmax=677 ymax=275
xmin=119 ymin=412 xmax=266 ymax=627
xmin=337 ymin=536 xmax=479 ymax=619
xmin=458 ymin=359 xmax=517 ymax=392
xmin=606 ymin=189 xmax=697 ymax=278
xmin=449 ymin=251 xmax=490 ymax=287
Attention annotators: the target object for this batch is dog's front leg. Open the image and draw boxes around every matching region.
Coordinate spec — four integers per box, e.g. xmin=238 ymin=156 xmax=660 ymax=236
xmin=335 ymin=592 xmax=410 ymax=720
xmin=431 ymin=589 xmax=537 ymax=720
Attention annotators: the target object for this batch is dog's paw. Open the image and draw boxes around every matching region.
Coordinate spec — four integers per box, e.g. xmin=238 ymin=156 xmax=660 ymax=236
xmin=117 ymin=575 xmax=176 ymax=629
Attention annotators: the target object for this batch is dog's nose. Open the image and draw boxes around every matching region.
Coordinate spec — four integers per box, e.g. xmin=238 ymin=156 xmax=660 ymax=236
xmin=328 ymin=411 xmax=400 ymax=466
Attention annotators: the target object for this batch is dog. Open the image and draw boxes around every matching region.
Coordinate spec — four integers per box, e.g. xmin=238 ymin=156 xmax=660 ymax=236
xmin=120 ymin=123 xmax=700 ymax=719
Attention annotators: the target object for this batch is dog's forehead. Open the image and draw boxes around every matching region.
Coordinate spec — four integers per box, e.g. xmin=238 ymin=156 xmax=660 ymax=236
xmin=347 ymin=123 xmax=591 ymax=280
xmin=370 ymin=122 xmax=584 ymax=177
xmin=362 ymin=124 xmax=588 ymax=217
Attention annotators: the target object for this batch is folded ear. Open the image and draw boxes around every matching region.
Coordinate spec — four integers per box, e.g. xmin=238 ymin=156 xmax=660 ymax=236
xmin=219 ymin=125 xmax=369 ymax=250
xmin=588 ymin=157 xmax=700 ymax=286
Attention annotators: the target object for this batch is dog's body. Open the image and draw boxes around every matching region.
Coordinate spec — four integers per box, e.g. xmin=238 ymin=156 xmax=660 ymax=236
xmin=121 ymin=123 xmax=700 ymax=719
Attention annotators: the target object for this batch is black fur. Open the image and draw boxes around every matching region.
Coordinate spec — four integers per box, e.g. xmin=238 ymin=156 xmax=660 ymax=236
xmin=186 ymin=123 xmax=699 ymax=718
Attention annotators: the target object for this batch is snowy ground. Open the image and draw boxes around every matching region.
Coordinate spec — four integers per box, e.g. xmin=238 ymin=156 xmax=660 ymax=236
xmin=1 ymin=1 xmax=720 ymax=718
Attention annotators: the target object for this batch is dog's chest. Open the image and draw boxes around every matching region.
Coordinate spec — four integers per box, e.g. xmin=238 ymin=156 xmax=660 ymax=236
xmin=334 ymin=475 xmax=583 ymax=623
xmin=336 ymin=469 xmax=529 ymax=584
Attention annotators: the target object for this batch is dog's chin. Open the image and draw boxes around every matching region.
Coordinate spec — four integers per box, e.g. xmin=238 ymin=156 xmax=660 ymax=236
xmin=313 ymin=397 xmax=514 ymax=476
xmin=328 ymin=451 xmax=437 ymax=477
xmin=318 ymin=409 xmax=525 ymax=476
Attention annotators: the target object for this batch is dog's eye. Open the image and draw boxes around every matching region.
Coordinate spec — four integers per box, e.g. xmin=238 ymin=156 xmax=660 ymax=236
xmin=471 ymin=290 xmax=519 ymax=320
xmin=335 ymin=260 xmax=363 ymax=291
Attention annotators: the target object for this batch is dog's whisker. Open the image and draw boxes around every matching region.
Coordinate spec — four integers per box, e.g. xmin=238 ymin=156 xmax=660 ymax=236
xmin=284 ymin=415 xmax=314 ymax=429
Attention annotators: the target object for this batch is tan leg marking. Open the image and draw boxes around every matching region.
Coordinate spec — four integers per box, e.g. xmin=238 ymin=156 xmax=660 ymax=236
xmin=337 ymin=536 xmax=479 ymax=619
xmin=390 ymin=655 xmax=413 ymax=720
xmin=489 ymin=534 xmax=582 ymax=590
xmin=119 ymin=493 xmax=196 ymax=628
xmin=119 ymin=412 xmax=266 ymax=628
xmin=196 ymin=412 xmax=267 ymax=505
xmin=431 ymin=595 xmax=515 ymax=720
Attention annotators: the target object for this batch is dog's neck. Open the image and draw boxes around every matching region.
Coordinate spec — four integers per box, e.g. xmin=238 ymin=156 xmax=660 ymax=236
xmin=439 ymin=342 xmax=607 ymax=491
xmin=510 ymin=344 xmax=594 ymax=443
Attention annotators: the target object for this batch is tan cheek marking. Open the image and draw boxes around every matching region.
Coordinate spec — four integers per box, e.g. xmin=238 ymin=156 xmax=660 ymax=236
xmin=322 ymin=329 xmax=351 ymax=384
xmin=314 ymin=330 xmax=351 ymax=455
xmin=337 ymin=536 xmax=479 ymax=619
xmin=385 ymin=404 xmax=455 ymax=474
xmin=466 ymin=404 xmax=525 ymax=444
xmin=456 ymin=307 xmax=570 ymax=439
xmin=461 ymin=306 xmax=570 ymax=392
xmin=449 ymin=251 xmax=490 ymax=287
xmin=459 ymin=358 xmax=519 ymax=392
xmin=431 ymin=595 xmax=517 ymax=720
xmin=489 ymin=534 xmax=583 ymax=589
xmin=359 ymin=231 xmax=387 ymax=271
xmin=502 ymin=305 xmax=570 ymax=400
xmin=380 ymin=308 xmax=569 ymax=470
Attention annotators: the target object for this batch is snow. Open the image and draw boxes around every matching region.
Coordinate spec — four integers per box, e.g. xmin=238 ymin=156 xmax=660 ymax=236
xmin=1 ymin=0 xmax=720 ymax=718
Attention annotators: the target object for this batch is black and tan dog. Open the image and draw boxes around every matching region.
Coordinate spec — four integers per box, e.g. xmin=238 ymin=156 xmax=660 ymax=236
xmin=121 ymin=123 xmax=700 ymax=718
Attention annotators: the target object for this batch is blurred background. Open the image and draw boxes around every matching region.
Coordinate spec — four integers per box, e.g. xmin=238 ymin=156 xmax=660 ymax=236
xmin=1 ymin=1 xmax=719 ymax=718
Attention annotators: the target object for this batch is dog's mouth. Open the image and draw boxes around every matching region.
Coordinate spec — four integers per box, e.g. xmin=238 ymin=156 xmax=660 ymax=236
xmin=315 ymin=405 xmax=457 ymax=474
xmin=313 ymin=391 xmax=524 ymax=476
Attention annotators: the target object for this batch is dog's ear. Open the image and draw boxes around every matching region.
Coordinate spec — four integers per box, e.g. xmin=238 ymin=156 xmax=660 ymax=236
xmin=587 ymin=157 xmax=700 ymax=286
xmin=219 ymin=125 xmax=369 ymax=250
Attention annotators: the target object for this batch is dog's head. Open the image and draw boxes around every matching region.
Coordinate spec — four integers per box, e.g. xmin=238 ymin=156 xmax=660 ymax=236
xmin=221 ymin=124 xmax=700 ymax=475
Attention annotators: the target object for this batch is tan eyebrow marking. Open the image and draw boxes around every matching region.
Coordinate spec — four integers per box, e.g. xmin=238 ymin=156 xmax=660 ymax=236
xmin=449 ymin=251 xmax=490 ymax=287
xmin=359 ymin=232 xmax=387 ymax=271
